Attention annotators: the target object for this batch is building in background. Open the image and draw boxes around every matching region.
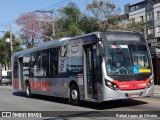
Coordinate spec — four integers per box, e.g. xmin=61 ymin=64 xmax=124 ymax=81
xmin=124 ymin=0 xmax=160 ymax=85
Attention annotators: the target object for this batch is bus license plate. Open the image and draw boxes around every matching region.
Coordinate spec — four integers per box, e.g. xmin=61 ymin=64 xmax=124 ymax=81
xmin=129 ymin=94 xmax=138 ymax=98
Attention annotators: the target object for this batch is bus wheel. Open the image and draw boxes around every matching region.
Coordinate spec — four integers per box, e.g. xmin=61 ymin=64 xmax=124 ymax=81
xmin=70 ymin=84 xmax=80 ymax=106
xmin=26 ymin=82 xmax=31 ymax=98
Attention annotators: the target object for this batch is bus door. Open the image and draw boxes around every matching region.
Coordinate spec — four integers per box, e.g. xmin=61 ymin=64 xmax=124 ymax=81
xmin=83 ymin=44 xmax=98 ymax=99
xmin=18 ymin=57 xmax=23 ymax=91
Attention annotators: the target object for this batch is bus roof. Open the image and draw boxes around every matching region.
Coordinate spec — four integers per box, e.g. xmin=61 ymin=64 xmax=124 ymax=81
xmin=13 ymin=32 xmax=100 ymax=57
xmin=13 ymin=31 xmax=143 ymax=57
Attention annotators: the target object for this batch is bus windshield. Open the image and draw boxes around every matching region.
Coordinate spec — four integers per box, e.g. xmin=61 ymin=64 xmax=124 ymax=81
xmin=105 ymin=43 xmax=151 ymax=75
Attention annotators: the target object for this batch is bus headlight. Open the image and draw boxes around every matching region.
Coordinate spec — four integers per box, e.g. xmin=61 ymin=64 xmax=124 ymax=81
xmin=147 ymin=78 xmax=154 ymax=88
xmin=105 ymin=79 xmax=119 ymax=90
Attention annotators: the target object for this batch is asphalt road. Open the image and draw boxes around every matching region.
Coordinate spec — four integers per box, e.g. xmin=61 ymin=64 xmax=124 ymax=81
xmin=0 ymin=85 xmax=160 ymax=120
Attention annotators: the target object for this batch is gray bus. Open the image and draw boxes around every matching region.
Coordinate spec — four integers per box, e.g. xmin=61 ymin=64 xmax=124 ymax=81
xmin=13 ymin=31 xmax=154 ymax=105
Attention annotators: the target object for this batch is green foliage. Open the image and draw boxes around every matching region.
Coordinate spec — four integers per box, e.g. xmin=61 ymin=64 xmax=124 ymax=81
xmin=13 ymin=38 xmax=23 ymax=52
xmin=86 ymin=0 xmax=121 ymax=31
xmin=43 ymin=23 xmax=54 ymax=42
xmin=0 ymin=32 xmax=22 ymax=70
xmin=55 ymin=2 xmax=83 ymax=38
xmin=87 ymin=0 xmax=117 ymax=20
xmin=125 ymin=21 xmax=148 ymax=33
xmin=79 ymin=15 xmax=94 ymax=33
xmin=0 ymin=39 xmax=10 ymax=69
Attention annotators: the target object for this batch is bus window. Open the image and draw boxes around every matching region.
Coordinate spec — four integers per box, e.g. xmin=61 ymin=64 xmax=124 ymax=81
xmin=60 ymin=45 xmax=67 ymax=57
xmin=41 ymin=50 xmax=49 ymax=76
xmin=50 ymin=48 xmax=59 ymax=76
xmin=13 ymin=58 xmax=18 ymax=78
xmin=105 ymin=44 xmax=132 ymax=75
xmin=30 ymin=52 xmax=41 ymax=76
xmin=23 ymin=54 xmax=30 ymax=76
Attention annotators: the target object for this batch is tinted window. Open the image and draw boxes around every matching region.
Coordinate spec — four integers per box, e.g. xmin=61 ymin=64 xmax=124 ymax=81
xmin=50 ymin=48 xmax=59 ymax=76
xmin=13 ymin=57 xmax=18 ymax=78
xmin=30 ymin=52 xmax=41 ymax=76
xmin=23 ymin=54 xmax=30 ymax=76
xmin=41 ymin=50 xmax=49 ymax=76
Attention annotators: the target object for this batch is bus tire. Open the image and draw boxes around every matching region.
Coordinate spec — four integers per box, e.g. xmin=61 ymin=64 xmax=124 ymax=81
xmin=70 ymin=84 xmax=80 ymax=106
xmin=26 ymin=82 xmax=31 ymax=98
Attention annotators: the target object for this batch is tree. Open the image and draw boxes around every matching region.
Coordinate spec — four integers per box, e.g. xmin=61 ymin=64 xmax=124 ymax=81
xmin=78 ymin=15 xmax=102 ymax=33
xmin=86 ymin=0 xmax=147 ymax=34
xmin=125 ymin=21 xmax=148 ymax=34
xmin=112 ymin=14 xmax=148 ymax=34
xmin=0 ymin=39 xmax=9 ymax=70
xmin=86 ymin=0 xmax=121 ymax=31
xmin=2 ymin=31 xmax=22 ymax=52
xmin=55 ymin=2 xmax=83 ymax=38
xmin=0 ymin=32 xmax=22 ymax=70
xmin=16 ymin=13 xmax=52 ymax=48
xmin=43 ymin=23 xmax=54 ymax=42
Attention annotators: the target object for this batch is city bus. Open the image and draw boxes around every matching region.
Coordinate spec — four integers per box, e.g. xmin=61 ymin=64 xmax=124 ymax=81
xmin=12 ymin=31 xmax=154 ymax=105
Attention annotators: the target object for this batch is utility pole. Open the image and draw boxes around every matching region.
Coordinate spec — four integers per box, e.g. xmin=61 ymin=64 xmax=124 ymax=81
xmin=9 ymin=24 xmax=13 ymax=70
xmin=34 ymin=10 xmax=55 ymax=37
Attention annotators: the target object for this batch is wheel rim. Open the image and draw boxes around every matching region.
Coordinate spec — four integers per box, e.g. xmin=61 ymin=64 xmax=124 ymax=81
xmin=71 ymin=89 xmax=78 ymax=100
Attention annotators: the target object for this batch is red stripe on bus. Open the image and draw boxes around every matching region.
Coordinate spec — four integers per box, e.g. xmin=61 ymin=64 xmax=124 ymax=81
xmin=113 ymin=78 xmax=151 ymax=90
xmin=42 ymin=82 xmax=51 ymax=91
xmin=30 ymin=81 xmax=51 ymax=91
xmin=13 ymin=79 xmax=19 ymax=89
xmin=30 ymin=81 xmax=41 ymax=90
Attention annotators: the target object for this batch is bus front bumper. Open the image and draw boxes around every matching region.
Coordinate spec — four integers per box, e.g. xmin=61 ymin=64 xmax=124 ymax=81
xmin=102 ymin=84 xmax=154 ymax=101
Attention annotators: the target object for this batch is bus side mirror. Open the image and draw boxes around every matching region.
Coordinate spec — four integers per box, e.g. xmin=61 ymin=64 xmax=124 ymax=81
xmin=99 ymin=41 xmax=105 ymax=56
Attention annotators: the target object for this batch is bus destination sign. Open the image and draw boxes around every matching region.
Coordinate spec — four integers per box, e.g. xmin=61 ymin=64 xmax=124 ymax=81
xmin=106 ymin=34 xmax=140 ymax=42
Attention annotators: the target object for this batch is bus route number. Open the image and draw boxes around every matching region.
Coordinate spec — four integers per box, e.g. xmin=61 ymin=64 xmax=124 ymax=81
xmin=138 ymin=83 xmax=146 ymax=87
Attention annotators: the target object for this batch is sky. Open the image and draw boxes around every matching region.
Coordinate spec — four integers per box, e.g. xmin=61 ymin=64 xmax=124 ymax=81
xmin=0 ymin=0 xmax=142 ymax=36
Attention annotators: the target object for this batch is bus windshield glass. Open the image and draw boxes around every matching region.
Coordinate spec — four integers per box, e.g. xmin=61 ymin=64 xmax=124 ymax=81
xmin=105 ymin=43 xmax=151 ymax=75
